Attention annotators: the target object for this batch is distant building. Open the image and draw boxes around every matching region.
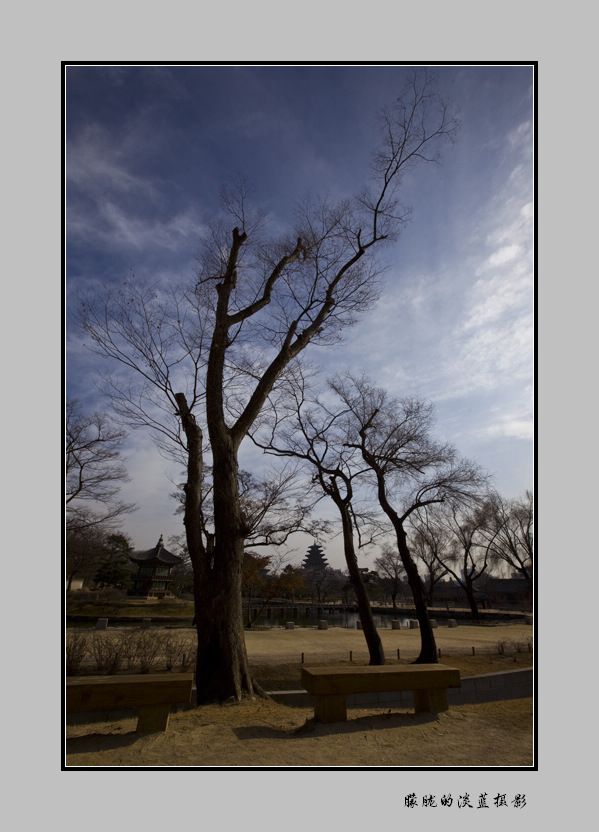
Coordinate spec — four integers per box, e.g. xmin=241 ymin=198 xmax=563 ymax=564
xmin=429 ymin=575 xmax=532 ymax=610
xmin=480 ymin=575 xmax=532 ymax=608
xmin=128 ymin=535 xmax=182 ymax=598
xmin=302 ymin=542 xmax=329 ymax=570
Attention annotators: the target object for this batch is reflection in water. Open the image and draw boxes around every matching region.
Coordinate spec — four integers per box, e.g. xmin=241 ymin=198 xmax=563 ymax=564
xmin=251 ymin=607 xmax=410 ymax=629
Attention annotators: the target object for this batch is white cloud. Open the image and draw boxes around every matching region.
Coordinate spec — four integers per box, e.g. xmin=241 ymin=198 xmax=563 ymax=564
xmin=521 ymin=201 xmax=533 ymax=221
xmin=446 ymin=310 xmax=533 ymax=396
xmin=482 ymin=417 xmax=534 ymax=441
xmin=473 ymin=387 xmax=534 ymax=442
xmin=464 ymin=268 xmax=531 ymax=330
xmin=508 ymin=119 xmax=533 ymax=151
xmin=484 ymin=244 xmax=521 ymax=269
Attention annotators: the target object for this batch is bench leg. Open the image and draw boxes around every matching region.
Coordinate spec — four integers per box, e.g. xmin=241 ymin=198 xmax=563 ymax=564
xmin=413 ymin=688 xmax=449 ymax=713
xmin=313 ymin=694 xmax=347 ymax=723
xmin=136 ymin=705 xmax=171 ymax=733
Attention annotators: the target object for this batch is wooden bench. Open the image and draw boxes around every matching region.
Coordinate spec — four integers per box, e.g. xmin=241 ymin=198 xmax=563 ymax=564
xmin=301 ymin=664 xmax=461 ymax=723
xmin=66 ymin=673 xmax=194 ymax=733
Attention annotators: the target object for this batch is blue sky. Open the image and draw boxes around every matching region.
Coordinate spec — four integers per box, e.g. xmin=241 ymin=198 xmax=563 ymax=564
xmin=65 ymin=63 xmax=534 ymax=569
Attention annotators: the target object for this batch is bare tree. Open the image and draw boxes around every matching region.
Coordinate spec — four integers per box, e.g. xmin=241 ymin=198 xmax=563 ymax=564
xmin=408 ymin=512 xmax=450 ymax=604
xmin=303 ymin=566 xmax=347 ymax=605
xmin=65 ymin=398 xmax=136 ymax=532
xmin=78 ymin=70 xmax=458 ymax=701
xmin=253 ymin=375 xmax=386 ymax=664
xmin=435 ymin=503 xmax=496 ymax=620
xmin=238 ymin=465 xmax=327 ymax=549
xmin=374 ymin=545 xmax=407 ymax=609
xmin=333 ymin=374 xmax=488 ymax=662
xmin=485 ymin=491 xmax=533 ymax=586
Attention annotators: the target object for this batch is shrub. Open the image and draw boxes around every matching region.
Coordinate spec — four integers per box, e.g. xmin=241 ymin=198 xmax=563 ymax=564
xmin=163 ymin=633 xmax=179 ymax=671
xmin=91 ymin=632 xmax=126 ymax=674
xmin=120 ymin=629 xmax=142 ymax=670
xmin=133 ymin=630 xmax=166 ymax=674
xmin=66 ymin=630 xmax=90 ymax=675
xmin=178 ymin=635 xmax=197 ymax=672
xmin=161 ymin=632 xmax=197 ymax=672
xmin=496 ymin=638 xmax=533 ymax=656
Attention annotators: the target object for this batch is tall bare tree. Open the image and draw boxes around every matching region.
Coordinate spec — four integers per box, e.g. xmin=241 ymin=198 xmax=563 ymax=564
xmin=78 ymin=70 xmax=459 ymax=701
xmin=332 ymin=374 xmax=487 ymax=662
xmin=253 ymin=373 xmax=387 ymax=664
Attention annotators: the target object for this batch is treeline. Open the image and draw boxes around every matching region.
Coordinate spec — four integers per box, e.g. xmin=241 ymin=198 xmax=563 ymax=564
xmin=240 ymin=487 xmax=533 ymax=623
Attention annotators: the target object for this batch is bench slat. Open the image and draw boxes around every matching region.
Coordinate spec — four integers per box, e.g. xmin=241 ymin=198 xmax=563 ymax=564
xmin=301 ymin=664 xmax=460 ymax=696
xmin=66 ymin=673 xmax=194 ymax=712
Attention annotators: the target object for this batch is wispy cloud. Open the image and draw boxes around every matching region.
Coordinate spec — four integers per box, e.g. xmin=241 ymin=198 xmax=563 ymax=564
xmin=481 ymin=415 xmax=534 ymax=442
xmin=440 ymin=122 xmax=533 ymax=396
xmin=69 ymin=199 xmax=204 ymax=252
xmin=67 ymin=130 xmax=205 ymax=254
xmin=67 ymin=141 xmax=154 ymax=197
xmin=472 ymin=380 xmax=534 ymax=443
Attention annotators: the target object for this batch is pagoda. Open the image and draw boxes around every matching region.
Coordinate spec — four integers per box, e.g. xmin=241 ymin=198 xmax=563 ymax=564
xmin=302 ymin=542 xmax=329 ymax=570
xmin=128 ymin=535 xmax=182 ymax=598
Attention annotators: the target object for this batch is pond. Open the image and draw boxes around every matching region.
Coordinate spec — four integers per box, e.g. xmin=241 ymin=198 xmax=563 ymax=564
xmin=248 ymin=606 xmax=411 ymax=629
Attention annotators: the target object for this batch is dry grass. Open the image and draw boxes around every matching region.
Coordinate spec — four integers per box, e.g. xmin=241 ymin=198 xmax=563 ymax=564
xmin=252 ymin=651 xmax=533 ymax=691
xmin=65 ymin=696 xmax=534 ymax=768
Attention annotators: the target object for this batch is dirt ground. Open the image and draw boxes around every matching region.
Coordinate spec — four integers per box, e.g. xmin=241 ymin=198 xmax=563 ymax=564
xmin=242 ymin=620 xmax=532 ymax=664
xmin=65 ymin=622 xmax=534 ymax=768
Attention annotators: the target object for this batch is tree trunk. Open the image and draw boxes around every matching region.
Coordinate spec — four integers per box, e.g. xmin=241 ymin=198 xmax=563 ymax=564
xmin=176 ymin=391 xmax=266 ymax=703
xmin=394 ymin=523 xmax=438 ymax=663
xmin=464 ymin=582 xmax=481 ymax=621
xmin=193 ymin=562 xmax=255 ymax=702
xmin=198 ymin=485 xmax=253 ymax=698
xmin=246 ymin=588 xmax=253 ymax=628
xmin=337 ymin=498 xmax=385 ymax=665
xmin=363 ymin=453 xmax=438 ymax=663
xmin=201 ymin=428 xmax=264 ymax=701
xmin=370 ymin=471 xmax=437 ymax=663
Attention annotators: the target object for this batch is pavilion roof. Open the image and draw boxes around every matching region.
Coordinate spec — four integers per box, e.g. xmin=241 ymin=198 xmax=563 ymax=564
xmin=130 ymin=535 xmax=182 ymax=566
